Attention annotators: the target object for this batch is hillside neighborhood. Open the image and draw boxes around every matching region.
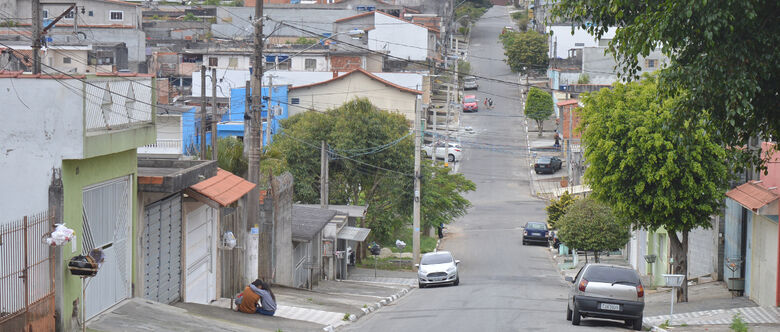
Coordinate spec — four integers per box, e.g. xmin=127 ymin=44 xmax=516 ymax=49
xmin=0 ymin=0 xmax=778 ymax=331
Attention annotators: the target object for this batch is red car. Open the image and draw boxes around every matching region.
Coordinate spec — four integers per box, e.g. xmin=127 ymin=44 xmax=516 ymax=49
xmin=462 ymin=95 xmax=478 ymax=112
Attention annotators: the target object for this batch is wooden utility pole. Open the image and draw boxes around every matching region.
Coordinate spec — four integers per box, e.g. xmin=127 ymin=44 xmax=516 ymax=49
xmin=211 ymin=67 xmax=218 ymax=160
xmin=248 ymin=0 xmax=270 ymax=282
xmin=200 ymin=66 xmax=207 ymax=160
xmin=320 ymin=141 xmax=328 ymax=209
xmin=445 ymin=39 xmax=458 ymax=167
xmin=266 ymin=75 xmax=273 ymax=151
xmin=31 ymin=0 xmax=41 ymax=74
xmin=413 ymin=96 xmax=422 ymax=268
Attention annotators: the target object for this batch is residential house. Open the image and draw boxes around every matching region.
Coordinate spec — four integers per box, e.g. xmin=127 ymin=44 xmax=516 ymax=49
xmin=288 ymin=68 xmax=422 ymax=120
xmin=8 ymin=0 xmax=146 ymax=72
xmin=547 ymin=24 xmax=616 ymax=59
xmin=212 ymin=6 xmax=358 ymax=44
xmin=581 ymin=47 xmax=668 ymax=85
xmin=300 ymin=204 xmax=369 ymax=280
xmin=0 ymin=70 xmax=156 ymax=330
xmin=723 ymin=142 xmax=780 ymax=307
xmin=290 ymin=205 xmax=338 ymax=288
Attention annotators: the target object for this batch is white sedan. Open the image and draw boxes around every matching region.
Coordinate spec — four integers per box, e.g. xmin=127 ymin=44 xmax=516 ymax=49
xmin=423 ymin=142 xmax=463 ymax=162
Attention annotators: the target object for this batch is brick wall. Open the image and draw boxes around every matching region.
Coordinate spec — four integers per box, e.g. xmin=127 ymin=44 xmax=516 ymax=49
xmin=330 ymin=55 xmax=362 ymax=71
xmin=561 ymin=104 xmax=581 ymax=139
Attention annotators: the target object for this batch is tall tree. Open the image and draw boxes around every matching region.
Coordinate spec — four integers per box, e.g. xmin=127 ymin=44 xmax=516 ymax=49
xmin=267 ymin=98 xmax=475 ymax=242
xmin=579 ymin=77 xmax=731 ymax=301
xmin=556 ymin=197 xmax=630 ymax=263
xmin=551 ymin=0 xmax=780 ymax=169
xmin=525 ymin=87 xmax=554 ymax=136
xmin=499 ymin=30 xmax=548 ymax=75
xmin=545 ymin=191 xmax=577 ymax=229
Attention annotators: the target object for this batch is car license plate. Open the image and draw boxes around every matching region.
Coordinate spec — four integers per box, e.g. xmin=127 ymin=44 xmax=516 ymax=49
xmin=600 ymin=303 xmax=620 ymax=311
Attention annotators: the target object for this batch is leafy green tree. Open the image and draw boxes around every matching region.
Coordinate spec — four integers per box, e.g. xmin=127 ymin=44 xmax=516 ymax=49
xmin=545 ymin=191 xmax=577 ymax=229
xmin=499 ymin=31 xmax=548 ymax=74
xmin=266 ymin=98 xmax=475 ymax=242
xmin=293 ymin=37 xmax=317 ymax=45
xmin=579 ymin=76 xmax=731 ymax=301
xmin=457 ymin=60 xmax=471 ymax=79
xmin=524 ymin=87 xmax=554 ymax=136
xmin=212 ymin=137 xmax=248 ymax=177
xmin=557 ymin=197 xmax=630 ymax=263
xmin=551 ymin=0 xmax=779 ymax=169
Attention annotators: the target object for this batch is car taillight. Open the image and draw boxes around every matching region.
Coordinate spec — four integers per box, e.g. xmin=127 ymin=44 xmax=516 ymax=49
xmin=636 ymin=284 xmax=644 ymax=298
xmin=454 ymin=149 xmax=461 ymax=152
xmin=578 ymin=279 xmax=588 ymax=292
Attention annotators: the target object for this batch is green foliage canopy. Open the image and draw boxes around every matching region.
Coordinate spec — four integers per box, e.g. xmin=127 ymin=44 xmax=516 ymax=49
xmin=557 ymin=197 xmax=630 ymax=259
xmin=545 ymin=191 xmax=577 ymax=229
xmin=551 ymin=0 xmax=780 ymax=169
xmin=499 ymin=31 xmax=548 ymax=74
xmin=524 ymin=87 xmax=554 ymax=136
xmin=579 ymin=77 xmax=731 ymax=233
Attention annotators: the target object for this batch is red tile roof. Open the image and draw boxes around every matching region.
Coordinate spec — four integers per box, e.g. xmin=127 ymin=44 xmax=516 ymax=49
xmin=334 ymin=11 xmax=440 ymax=33
xmin=190 ymin=168 xmax=256 ymax=206
xmin=556 ymin=99 xmax=579 ymax=107
xmin=725 ymin=181 xmax=779 ymax=211
xmin=334 ymin=11 xmax=375 ymax=23
xmin=0 ymin=70 xmax=86 ymax=79
xmin=0 ymin=48 xmax=34 ymax=67
xmin=289 ymin=68 xmax=422 ymax=94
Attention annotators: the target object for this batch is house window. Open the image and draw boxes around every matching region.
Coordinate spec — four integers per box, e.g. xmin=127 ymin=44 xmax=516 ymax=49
xmin=646 ymin=59 xmax=657 ymax=68
xmin=209 ymin=57 xmax=218 ymax=66
xmin=64 ymin=10 xmax=74 ymax=19
xmin=88 ymin=11 xmax=93 ymax=17
xmin=63 ymin=57 xmax=71 ymax=64
xmin=304 ymin=58 xmax=316 ymax=71
xmin=228 ymin=57 xmax=238 ymax=68
xmin=109 ymin=11 xmax=123 ymax=21
xmin=42 ymin=10 xmax=48 ymax=19
xmin=574 ymin=42 xmax=585 ymax=47
xmin=291 ymin=98 xmax=300 ymax=105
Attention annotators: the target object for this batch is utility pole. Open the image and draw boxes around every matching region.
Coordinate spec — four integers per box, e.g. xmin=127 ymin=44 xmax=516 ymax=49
xmin=200 ymin=66 xmax=207 ymax=160
xmin=211 ymin=67 xmax=218 ymax=160
xmin=247 ymin=0 xmax=268 ymax=281
xmin=413 ymin=96 xmax=423 ymax=268
xmin=266 ymin=75 xmax=274 ymax=152
xmin=445 ymin=40 xmax=458 ymax=168
xmin=31 ymin=0 xmax=41 ymax=74
xmin=320 ymin=141 xmax=329 ymax=209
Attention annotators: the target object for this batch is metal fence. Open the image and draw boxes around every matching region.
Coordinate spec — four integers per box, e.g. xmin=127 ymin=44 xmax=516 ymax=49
xmin=0 ymin=211 xmax=56 ymax=331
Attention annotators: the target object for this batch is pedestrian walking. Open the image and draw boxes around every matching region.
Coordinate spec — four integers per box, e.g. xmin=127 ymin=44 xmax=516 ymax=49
xmin=437 ymin=222 xmax=445 ymax=239
xmin=488 ymin=98 xmax=494 ymax=109
xmin=483 ymin=98 xmax=488 ymax=108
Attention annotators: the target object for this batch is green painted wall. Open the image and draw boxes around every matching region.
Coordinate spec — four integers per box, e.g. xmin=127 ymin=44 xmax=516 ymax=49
xmin=647 ymin=228 xmax=670 ymax=286
xmin=60 ymin=149 xmax=138 ymax=329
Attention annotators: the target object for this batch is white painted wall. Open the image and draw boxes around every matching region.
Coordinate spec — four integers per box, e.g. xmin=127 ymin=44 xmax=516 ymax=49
xmin=548 ymin=25 xmax=616 ymax=59
xmin=749 ymin=214 xmax=778 ymax=307
xmin=370 ymin=13 xmax=428 ymax=61
xmin=212 ymin=54 xmax=252 ymax=71
xmin=290 ymin=55 xmax=329 ymax=72
xmin=0 ymin=78 xmax=85 ymax=221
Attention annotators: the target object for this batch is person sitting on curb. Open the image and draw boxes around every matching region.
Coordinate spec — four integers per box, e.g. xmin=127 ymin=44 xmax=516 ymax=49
xmin=235 ymin=279 xmax=277 ymax=316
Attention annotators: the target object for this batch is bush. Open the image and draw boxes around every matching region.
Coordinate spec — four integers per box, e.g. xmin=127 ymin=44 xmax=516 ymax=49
xmin=556 ymin=197 xmax=630 ymax=262
xmin=545 ymin=191 xmax=577 ymax=229
xmin=730 ymin=313 xmax=749 ymax=332
xmin=578 ymin=73 xmax=590 ymax=84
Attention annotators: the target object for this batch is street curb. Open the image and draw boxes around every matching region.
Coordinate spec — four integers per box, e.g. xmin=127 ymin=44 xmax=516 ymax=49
xmin=326 ymin=286 xmax=411 ymax=331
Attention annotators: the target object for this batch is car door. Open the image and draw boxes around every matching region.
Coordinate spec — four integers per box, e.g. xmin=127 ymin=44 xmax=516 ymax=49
xmin=436 ymin=143 xmax=446 ymax=158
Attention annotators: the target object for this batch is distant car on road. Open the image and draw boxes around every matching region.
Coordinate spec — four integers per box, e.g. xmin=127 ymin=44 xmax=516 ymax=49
xmin=522 ymin=221 xmax=550 ymax=245
xmin=534 ymin=156 xmax=562 ymax=174
xmin=423 ymin=142 xmax=463 ymax=162
xmin=463 ymin=76 xmax=478 ymax=90
xmin=566 ymin=264 xmax=645 ymax=330
xmin=416 ymin=251 xmax=460 ymax=288
xmin=462 ymin=95 xmax=479 ymax=112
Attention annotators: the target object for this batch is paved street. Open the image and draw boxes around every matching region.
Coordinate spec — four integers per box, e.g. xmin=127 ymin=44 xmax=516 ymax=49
xmin=342 ymin=6 xmax=631 ymax=332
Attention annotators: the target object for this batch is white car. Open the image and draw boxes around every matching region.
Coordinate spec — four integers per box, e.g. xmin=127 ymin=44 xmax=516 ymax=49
xmin=416 ymin=251 xmax=460 ymax=288
xmin=422 ymin=142 xmax=463 ymax=162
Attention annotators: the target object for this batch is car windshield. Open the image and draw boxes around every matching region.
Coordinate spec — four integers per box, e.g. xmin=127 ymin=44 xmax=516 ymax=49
xmin=527 ymin=223 xmax=547 ymax=230
xmin=465 ymin=77 xmax=476 ymax=82
xmin=464 ymin=97 xmax=476 ymax=103
xmin=421 ymin=253 xmax=453 ymax=265
xmin=584 ymin=266 xmax=640 ymax=284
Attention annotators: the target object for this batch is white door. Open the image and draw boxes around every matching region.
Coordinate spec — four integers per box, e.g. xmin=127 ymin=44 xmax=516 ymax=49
xmin=82 ymin=176 xmax=132 ymax=319
xmin=185 ymin=205 xmax=217 ymax=304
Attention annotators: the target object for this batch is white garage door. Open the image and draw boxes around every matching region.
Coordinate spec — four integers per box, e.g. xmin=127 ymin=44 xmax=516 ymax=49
xmin=185 ymin=205 xmax=217 ymax=304
xmin=82 ymin=176 xmax=132 ymax=319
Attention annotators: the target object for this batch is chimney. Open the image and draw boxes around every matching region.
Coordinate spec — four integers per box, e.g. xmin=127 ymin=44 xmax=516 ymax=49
xmin=332 ymin=70 xmax=338 ymax=78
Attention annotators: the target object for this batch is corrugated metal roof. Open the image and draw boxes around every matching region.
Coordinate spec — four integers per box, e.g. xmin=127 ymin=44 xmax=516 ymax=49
xmin=292 ymin=206 xmax=337 ymax=241
xmin=337 ymin=226 xmax=370 ymax=242
xmin=725 ymin=181 xmax=779 ymax=211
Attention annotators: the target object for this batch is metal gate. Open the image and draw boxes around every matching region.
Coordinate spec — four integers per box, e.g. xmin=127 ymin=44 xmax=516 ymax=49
xmin=293 ymin=241 xmax=311 ymax=288
xmin=82 ymin=176 xmax=132 ymax=319
xmin=143 ymin=195 xmax=182 ymax=304
xmin=0 ymin=211 xmax=56 ymax=331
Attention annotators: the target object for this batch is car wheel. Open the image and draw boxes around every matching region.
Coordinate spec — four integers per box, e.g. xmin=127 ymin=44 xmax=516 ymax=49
xmin=566 ymin=305 xmax=572 ymax=321
xmin=448 ymin=154 xmax=455 ymax=162
xmin=418 ymin=281 xmax=425 ymax=289
xmin=453 ymin=277 xmax=459 ymax=286
xmin=571 ymin=304 xmax=581 ymax=325
xmin=632 ymin=315 xmax=643 ymax=331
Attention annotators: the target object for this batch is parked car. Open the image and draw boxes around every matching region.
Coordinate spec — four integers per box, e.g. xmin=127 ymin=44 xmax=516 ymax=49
xmin=534 ymin=156 xmax=562 ymax=174
xmin=423 ymin=142 xmax=463 ymax=162
xmin=463 ymin=76 xmax=478 ymax=90
xmin=416 ymin=251 xmax=460 ymax=288
xmin=566 ymin=264 xmax=645 ymax=330
xmin=522 ymin=221 xmax=550 ymax=245
xmin=462 ymin=95 xmax=479 ymax=112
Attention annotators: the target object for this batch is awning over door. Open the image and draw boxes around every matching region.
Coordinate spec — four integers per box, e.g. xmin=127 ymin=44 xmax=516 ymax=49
xmin=337 ymin=226 xmax=371 ymax=242
xmin=185 ymin=168 xmax=256 ymax=208
xmin=725 ymin=181 xmax=779 ymax=215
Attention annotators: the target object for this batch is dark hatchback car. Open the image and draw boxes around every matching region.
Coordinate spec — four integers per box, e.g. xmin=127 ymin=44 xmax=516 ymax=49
xmin=566 ymin=264 xmax=645 ymax=330
xmin=534 ymin=156 xmax=562 ymax=174
xmin=522 ymin=222 xmax=549 ymax=245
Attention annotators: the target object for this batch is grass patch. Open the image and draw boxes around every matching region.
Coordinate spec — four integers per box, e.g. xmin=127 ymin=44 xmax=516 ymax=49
xmin=659 ymin=320 xmax=670 ymax=329
xmin=342 ymin=313 xmax=351 ymax=321
xmin=380 ymin=234 xmax=437 ymax=254
xmin=357 ymin=256 xmax=414 ymax=271
xmin=730 ymin=313 xmax=749 ymax=332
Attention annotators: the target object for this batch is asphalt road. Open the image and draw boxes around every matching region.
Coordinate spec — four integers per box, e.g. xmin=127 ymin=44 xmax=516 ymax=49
xmin=343 ymin=6 xmax=633 ymax=332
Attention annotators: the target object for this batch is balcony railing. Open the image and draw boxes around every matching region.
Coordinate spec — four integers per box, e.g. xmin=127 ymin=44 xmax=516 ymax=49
xmin=137 ymin=139 xmax=183 ymax=155
xmin=84 ymin=79 xmax=154 ymax=132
